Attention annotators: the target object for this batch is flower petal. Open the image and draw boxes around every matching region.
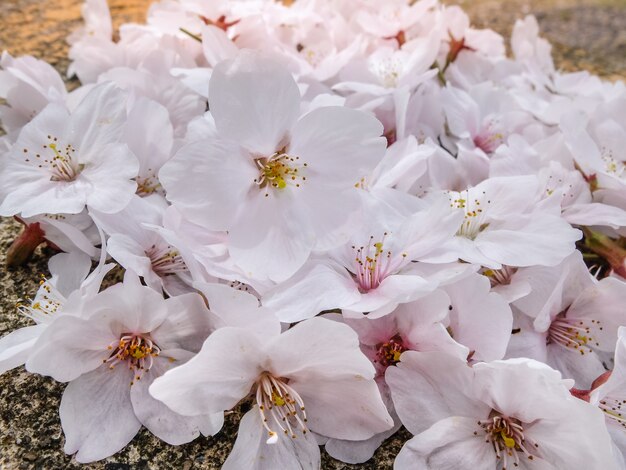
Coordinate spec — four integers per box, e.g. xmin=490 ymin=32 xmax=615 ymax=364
xmin=60 ymin=366 xmax=140 ymax=463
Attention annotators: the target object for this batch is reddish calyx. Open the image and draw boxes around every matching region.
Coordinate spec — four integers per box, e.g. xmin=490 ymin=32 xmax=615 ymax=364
xmin=200 ymin=15 xmax=240 ymax=32
xmin=6 ymin=220 xmax=47 ymax=267
xmin=446 ymin=31 xmax=474 ymax=66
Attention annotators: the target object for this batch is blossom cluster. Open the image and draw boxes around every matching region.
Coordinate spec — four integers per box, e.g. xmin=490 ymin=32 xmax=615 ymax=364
xmin=1 ymin=0 xmax=626 ymax=468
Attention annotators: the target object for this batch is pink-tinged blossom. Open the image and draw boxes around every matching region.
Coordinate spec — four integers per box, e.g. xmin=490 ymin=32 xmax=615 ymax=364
xmin=149 ymin=317 xmax=393 ymax=469
xmin=160 ymin=51 xmax=386 ymax=282
xmin=508 ymin=253 xmax=626 ymax=388
xmin=0 ymin=82 xmax=139 ymax=218
xmin=560 ymin=107 xmax=626 ymax=230
xmin=324 ymin=291 xmax=469 ymax=464
xmin=25 ymin=273 xmax=219 ymax=463
xmin=388 ymin=351 xmax=619 ymax=470
xmin=261 ymin=195 xmax=468 ymax=321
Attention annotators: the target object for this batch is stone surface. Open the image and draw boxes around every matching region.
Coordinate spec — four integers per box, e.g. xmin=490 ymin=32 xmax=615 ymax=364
xmin=0 ymin=0 xmax=625 ymax=469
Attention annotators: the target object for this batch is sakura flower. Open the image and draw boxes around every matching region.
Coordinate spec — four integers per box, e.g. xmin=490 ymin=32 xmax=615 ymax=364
xmin=388 ymin=351 xmax=619 ymax=469
xmin=0 ymin=250 xmax=112 ymax=374
xmin=324 ymin=291 xmax=469 ymax=464
xmin=91 ymin=196 xmax=193 ymax=296
xmin=26 ymin=273 xmax=219 ymax=463
xmin=427 ymin=175 xmax=581 ymax=268
xmin=346 ymin=290 xmax=469 ymax=377
xmin=560 ymin=106 xmax=626 ymax=226
xmin=442 ymin=83 xmax=526 ymax=156
xmin=160 ymin=51 xmax=386 ymax=282
xmin=335 ymin=37 xmax=440 ymax=97
xmin=149 ymin=317 xmax=394 ymax=469
xmin=0 ymin=52 xmax=67 ymax=138
xmin=354 ymin=0 xmax=437 ymax=42
xmin=0 ymin=82 xmax=139 ymax=218
xmin=261 ymin=195 xmax=468 ymax=321
xmin=508 ymin=252 xmax=626 ymax=387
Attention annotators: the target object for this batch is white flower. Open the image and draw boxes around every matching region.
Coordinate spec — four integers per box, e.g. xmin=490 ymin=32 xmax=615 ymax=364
xmin=0 ymin=82 xmax=139 ymax=218
xmin=160 ymin=51 xmax=386 ymax=282
xmin=25 ymin=273 xmax=219 ymax=462
xmin=427 ymin=176 xmax=582 ymax=268
xmin=0 ymin=250 xmax=112 ymax=374
xmin=149 ymin=317 xmax=393 ymax=469
xmin=388 ymin=352 xmax=619 ymax=469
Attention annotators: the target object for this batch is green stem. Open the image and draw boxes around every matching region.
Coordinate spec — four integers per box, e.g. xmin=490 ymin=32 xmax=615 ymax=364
xmin=179 ymin=27 xmax=202 ymax=43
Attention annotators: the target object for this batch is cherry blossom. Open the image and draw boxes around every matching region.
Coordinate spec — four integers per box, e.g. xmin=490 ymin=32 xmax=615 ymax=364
xmin=25 ymin=273 xmax=219 ymax=462
xmin=388 ymin=352 xmax=619 ymax=469
xmin=149 ymin=317 xmax=393 ymax=469
xmin=160 ymin=51 xmax=386 ymax=282
xmin=0 ymin=82 xmax=139 ymax=218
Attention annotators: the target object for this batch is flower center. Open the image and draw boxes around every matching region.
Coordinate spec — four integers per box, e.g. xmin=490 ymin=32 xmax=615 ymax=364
xmin=473 ymin=119 xmax=505 ymax=154
xmin=103 ymin=334 xmax=161 ymax=385
xmin=352 ymin=234 xmax=407 ymax=293
xmin=478 ymin=412 xmax=540 ymax=467
xmin=369 ymin=54 xmax=403 ymax=88
xmin=145 ymin=243 xmax=188 ymax=276
xmin=22 ymin=134 xmax=83 ymax=182
xmin=253 ymin=148 xmax=307 ymax=197
xmin=136 ymin=171 xmax=162 ymax=196
xmin=547 ymin=313 xmax=600 ymax=355
xmin=375 ymin=334 xmax=407 ymax=368
xmin=451 ymin=192 xmax=491 ymax=240
xmin=601 ymin=147 xmax=625 ymax=179
xmin=255 ymin=372 xmax=308 ymax=444
xmin=482 ymin=266 xmax=518 ymax=287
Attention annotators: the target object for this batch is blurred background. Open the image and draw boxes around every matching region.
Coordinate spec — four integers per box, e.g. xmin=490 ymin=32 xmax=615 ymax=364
xmin=0 ymin=0 xmax=625 ymax=81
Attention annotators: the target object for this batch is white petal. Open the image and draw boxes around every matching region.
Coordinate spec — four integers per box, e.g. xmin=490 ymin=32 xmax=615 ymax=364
xmin=228 ymin=191 xmax=315 ymax=283
xmin=0 ymin=324 xmax=46 ymax=374
xmin=290 ymin=106 xmax=385 ymax=184
xmin=194 ymin=282 xmax=281 ymax=338
xmin=26 ymin=315 xmax=115 ymax=382
xmin=209 ymin=51 xmax=300 ymax=155
xmin=393 ymin=417 xmax=496 ymax=470
xmin=268 ymin=317 xmax=374 ymax=380
xmin=131 ymin=352 xmax=223 ymax=444
xmin=159 ymin=138 xmax=257 ymax=230
xmin=261 ymin=260 xmax=360 ymax=323
xmin=293 ymin=377 xmax=393 ymax=441
xmin=149 ymin=327 xmax=263 ymax=416
xmin=386 ymin=351 xmax=487 ymax=435
xmin=70 ymin=82 xmax=127 ymax=156
xmin=60 ymin=366 xmax=140 ymax=463
xmin=223 ymin=408 xmax=320 ymax=470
